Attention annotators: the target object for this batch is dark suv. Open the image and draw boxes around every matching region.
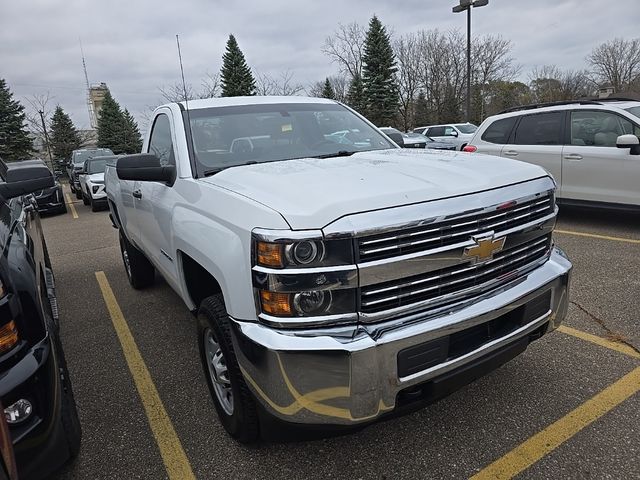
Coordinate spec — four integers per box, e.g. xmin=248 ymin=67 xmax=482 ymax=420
xmin=0 ymin=158 xmax=81 ymax=479
xmin=67 ymin=148 xmax=113 ymax=199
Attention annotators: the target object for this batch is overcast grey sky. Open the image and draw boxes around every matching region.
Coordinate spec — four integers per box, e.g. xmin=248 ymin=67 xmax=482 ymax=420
xmin=2 ymin=0 xmax=638 ymax=130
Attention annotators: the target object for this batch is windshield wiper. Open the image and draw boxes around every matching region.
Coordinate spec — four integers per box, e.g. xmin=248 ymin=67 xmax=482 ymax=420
xmin=202 ymin=161 xmax=258 ymax=177
xmin=313 ymin=150 xmax=358 ymax=159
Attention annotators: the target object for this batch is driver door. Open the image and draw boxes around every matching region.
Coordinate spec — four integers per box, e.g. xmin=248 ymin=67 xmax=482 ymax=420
xmin=135 ymin=111 xmax=181 ymax=287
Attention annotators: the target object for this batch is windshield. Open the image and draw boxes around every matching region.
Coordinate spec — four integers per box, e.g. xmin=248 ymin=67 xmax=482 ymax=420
xmin=73 ymin=149 xmax=113 ymax=165
xmin=87 ymin=158 xmax=107 ymax=174
xmin=625 ymin=106 xmax=640 ymax=119
xmin=456 ymin=124 xmax=477 ymax=134
xmin=184 ymin=103 xmax=395 ymax=175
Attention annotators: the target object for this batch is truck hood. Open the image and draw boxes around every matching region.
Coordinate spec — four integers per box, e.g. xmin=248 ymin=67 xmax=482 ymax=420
xmin=201 ymin=149 xmax=548 ymax=230
xmin=88 ymin=173 xmax=104 ymax=183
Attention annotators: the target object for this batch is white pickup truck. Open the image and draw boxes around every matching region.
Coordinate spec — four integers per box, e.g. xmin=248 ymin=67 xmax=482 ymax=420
xmin=105 ymin=96 xmax=572 ymax=442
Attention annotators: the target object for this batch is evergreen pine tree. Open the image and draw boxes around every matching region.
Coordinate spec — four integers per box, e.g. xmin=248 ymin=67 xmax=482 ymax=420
xmin=347 ymin=73 xmax=366 ymax=114
xmin=361 ymin=16 xmax=398 ymax=126
xmin=97 ymin=90 xmax=125 ymax=153
xmin=121 ymin=109 xmax=143 ymax=154
xmin=220 ymin=35 xmax=256 ymax=97
xmin=413 ymin=91 xmax=430 ymax=127
xmin=50 ymin=106 xmax=81 ymax=162
xmin=0 ymin=78 xmax=33 ymax=161
xmin=321 ymin=78 xmax=335 ymax=99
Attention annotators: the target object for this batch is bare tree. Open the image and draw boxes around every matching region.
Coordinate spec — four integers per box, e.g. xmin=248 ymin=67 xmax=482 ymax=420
xmin=307 ymin=75 xmax=349 ymax=103
xmin=529 ymin=65 xmax=592 ymax=103
xmin=472 ymin=35 xmax=519 ymax=86
xmin=394 ymin=33 xmax=421 ymax=130
xmin=158 ymin=82 xmax=198 ymax=102
xmin=201 ymin=72 xmax=221 ymax=98
xmin=255 ymin=70 xmax=304 ymax=96
xmin=322 ymin=22 xmax=366 ymax=79
xmin=417 ymin=29 xmax=467 ymax=123
xmin=587 ymin=38 xmax=640 ymax=92
xmin=23 ymin=92 xmax=55 ymax=138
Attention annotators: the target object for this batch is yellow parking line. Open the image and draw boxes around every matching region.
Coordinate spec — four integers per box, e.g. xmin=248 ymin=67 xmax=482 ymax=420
xmin=558 ymin=325 xmax=640 ymax=359
xmin=471 ymin=366 xmax=640 ymax=480
xmin=95 ymin=271 xmax=195 ymax=480
xmin=64 ymin=193 xmax=78 ymax=219
xmin=555 ymin=229 xmax=640 ymax=244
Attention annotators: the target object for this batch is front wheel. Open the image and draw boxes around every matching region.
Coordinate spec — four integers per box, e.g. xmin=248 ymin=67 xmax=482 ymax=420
xmin=82 ymin=193 xmax=89 ymax=206
xmin=75 ymin=189 xmax=82 ymax=200
xmin=119 ymin=231 xmax=155 ymax=289
xmin=198 ymin=295 xmax=259 ymax=443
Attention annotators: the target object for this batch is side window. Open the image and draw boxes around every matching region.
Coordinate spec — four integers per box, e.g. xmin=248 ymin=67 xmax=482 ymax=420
xmin=514 ymin=112 xmax=563 ymax=145
xmin=444 ymin=126 xmax=455 ymax=136
xmin=428 ymin=127 xmax=445 ymax=136
xmin=571 ymin=110 xmax=636 ymax=147
xmin=481 ymin=117 xmax=517 ymax=144
xmin=148 ymin=114 xmax=175 ymax=166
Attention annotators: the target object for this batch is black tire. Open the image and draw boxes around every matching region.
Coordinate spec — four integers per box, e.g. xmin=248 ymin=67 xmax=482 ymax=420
xmin=198 ymin=295 xmax=259 ymax=443
xmin=82 ymin=193 xmax=89 ymax=206
xmin=59 ymin=202 xmax=68 ymax=214
xmin=75 ymin=190 xmax=82 ymax=200
xmin=90 ymin=198 xmax=99 ymax=212
xmin=55 ymin=337 xmax=82 ymax=459
xmin=119 ymin=231 xmax=155 ymax=289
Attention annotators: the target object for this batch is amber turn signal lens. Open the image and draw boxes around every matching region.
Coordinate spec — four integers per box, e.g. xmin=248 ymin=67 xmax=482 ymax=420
xmin=260 ymin=291 xmax=292 ymax=316
xmin=257 ymin=242 xmax=283 ymax=267
xmin=0 ymin=321 xmax=19 ymax=354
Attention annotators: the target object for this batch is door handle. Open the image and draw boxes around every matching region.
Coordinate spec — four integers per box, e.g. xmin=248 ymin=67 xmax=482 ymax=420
xmin=503 ymin=150 xmax=519 ymax=156
xmin=563 ymin=153 xmax=583 ymax=161
xmin=132 ymin=189 xmax=142 ymax=199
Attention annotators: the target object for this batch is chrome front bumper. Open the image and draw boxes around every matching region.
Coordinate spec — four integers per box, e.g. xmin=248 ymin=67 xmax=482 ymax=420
xmin=231 ymin=248 xmax=571 ymax=426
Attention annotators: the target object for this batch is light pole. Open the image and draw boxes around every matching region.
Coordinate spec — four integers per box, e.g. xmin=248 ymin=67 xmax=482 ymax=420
xmin=452 ymin=0 xmax=488 ymax=123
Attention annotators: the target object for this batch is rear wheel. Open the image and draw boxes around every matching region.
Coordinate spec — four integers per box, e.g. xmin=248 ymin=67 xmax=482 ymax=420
xmin=119 ymin=231 xmax=155 ymax=289
xmin=198 ymin=295 xmax=259 ymax=443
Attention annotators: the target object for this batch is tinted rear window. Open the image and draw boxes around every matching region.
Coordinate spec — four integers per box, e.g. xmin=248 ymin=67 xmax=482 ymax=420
xmin=481 ymin=117 xmax=516 ymax=144
xmin=514 ymin=112 xmax=563 ymax=145
xmin=428 ymin=127 xmax=446 ymax=136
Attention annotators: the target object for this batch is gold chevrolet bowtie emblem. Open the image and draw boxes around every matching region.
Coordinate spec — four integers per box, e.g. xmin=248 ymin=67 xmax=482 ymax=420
xmin=463 ymin=233 xmax=506 ymax=263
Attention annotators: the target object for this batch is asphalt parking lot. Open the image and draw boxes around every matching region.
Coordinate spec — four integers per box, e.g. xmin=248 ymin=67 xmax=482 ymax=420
xmin=44 ymin=187 xmax=639 ymax=480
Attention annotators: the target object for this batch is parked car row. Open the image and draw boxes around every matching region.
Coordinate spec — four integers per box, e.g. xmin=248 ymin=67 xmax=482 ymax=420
xmin=66 ymin=148 xmax=113 ymax=202
xmin=379 ymin=127 xmax=458 ymax=150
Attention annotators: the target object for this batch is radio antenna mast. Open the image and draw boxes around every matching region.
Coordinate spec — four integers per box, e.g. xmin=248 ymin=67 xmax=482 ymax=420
xmin=175 ymin=34 xmax=198 ymax=169
xmin=79 ymin=39 xmax=97 ymax=129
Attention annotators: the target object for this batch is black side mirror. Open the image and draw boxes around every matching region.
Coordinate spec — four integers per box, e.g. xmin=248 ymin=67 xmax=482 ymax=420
xmin=116 ymin=154 xmax=175 ymax=184
xmin=385 ymin=132 xmax=405 ymax=148
xmin=0 ymin=159 xmax=55 ymax=200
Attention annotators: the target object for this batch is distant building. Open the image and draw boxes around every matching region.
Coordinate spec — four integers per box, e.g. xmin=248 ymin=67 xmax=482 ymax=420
xmin=88 ymin=82 xmax=109 ymax=128
xmin=598 ymin=85 xmax=615 ymax=98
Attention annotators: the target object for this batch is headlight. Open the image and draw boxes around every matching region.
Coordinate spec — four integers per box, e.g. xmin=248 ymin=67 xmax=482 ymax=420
xmin=259 ymin=289 xmax=356 ymax=319
xmin=253 ymin=233 xmax=352 ymax=269
xmin=252 ymin=229 xmax=357 ymax=326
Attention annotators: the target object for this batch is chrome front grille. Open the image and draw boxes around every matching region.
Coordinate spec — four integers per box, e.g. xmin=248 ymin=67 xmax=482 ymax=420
xmin=357 ymin=193 xmax=553 ymax=262
xmin=360 ymin=234 xmax=553 ymax=315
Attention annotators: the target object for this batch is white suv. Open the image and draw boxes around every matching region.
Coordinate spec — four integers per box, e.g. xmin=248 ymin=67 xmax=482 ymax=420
xmin=464 ymin=99 xmax=640 ymax=210
xmin=413 ymin=123 xmax=477 ymax=150
xmin=79 ymin=155 xmax=114 ymax=211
